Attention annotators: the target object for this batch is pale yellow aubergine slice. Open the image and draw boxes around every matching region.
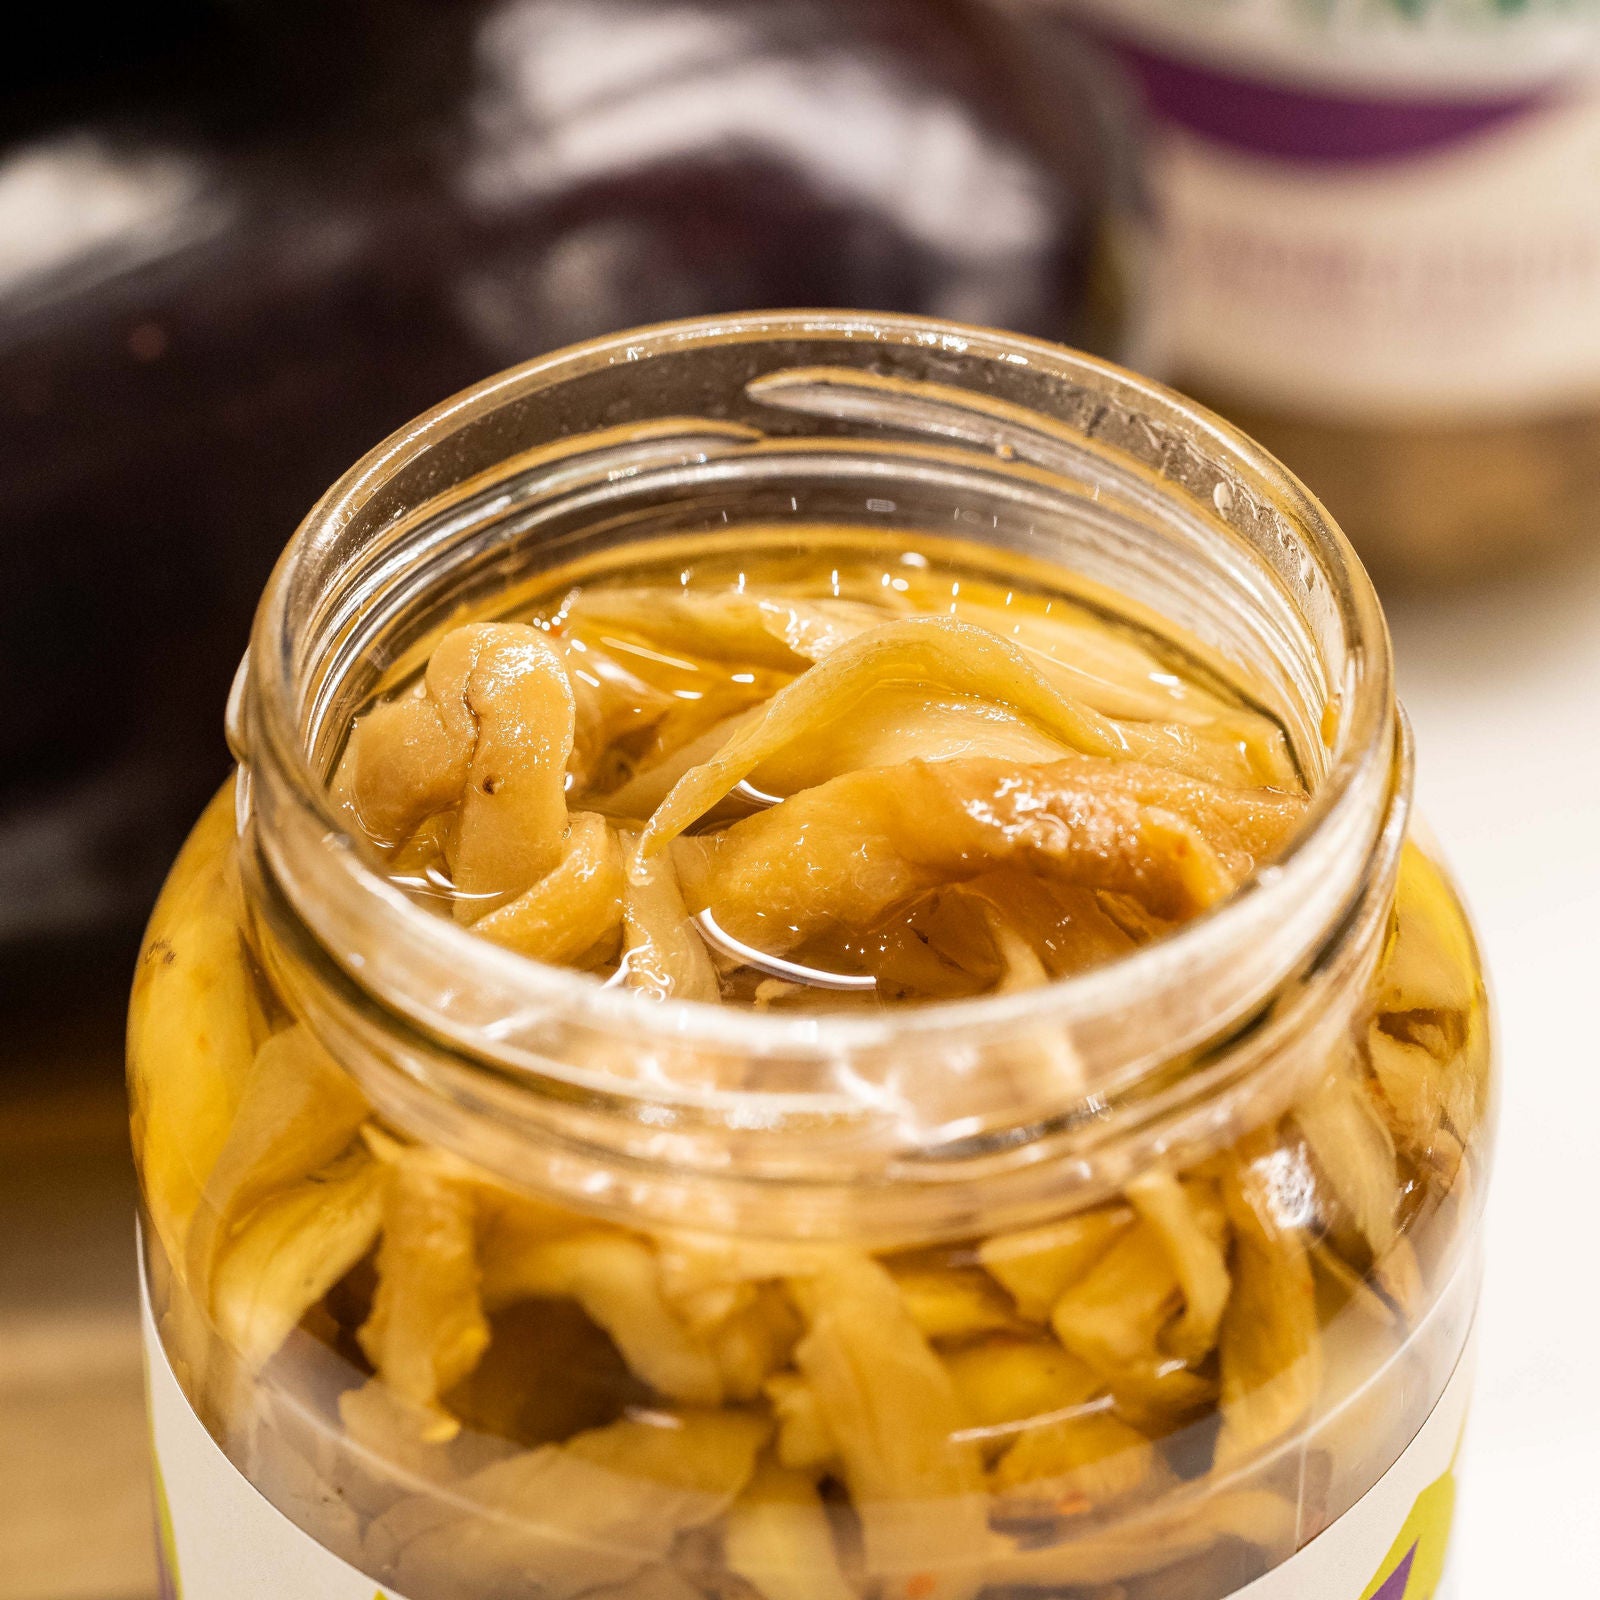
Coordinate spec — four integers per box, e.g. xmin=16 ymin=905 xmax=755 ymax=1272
xmin=641 ymin=616 xmax=1129 ymax=849
xmin=129 ymin=780 xmax=264 ymax=1269
xmin=368 ymin=1410 xmax=769 ymax=1600
xmin=341 ymin=623 xmax=575 ymax=913
xmin=673 ymin=755 xmax=1298 ymax=958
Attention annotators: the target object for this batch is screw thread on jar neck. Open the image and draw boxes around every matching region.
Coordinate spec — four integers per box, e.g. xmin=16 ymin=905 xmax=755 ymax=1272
xmin=235 ymin=312 xmax=1401 ymax=1244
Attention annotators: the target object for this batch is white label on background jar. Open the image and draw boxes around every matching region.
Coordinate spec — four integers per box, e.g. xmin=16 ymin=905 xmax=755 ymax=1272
xmin=1151 ymin=88 xmax=1600 ymax=421
xmin=1055 ymin=0 xmax=1600 ymax=420
xmin=142 ymin=1269 xmax=1476 ymax=1600
xmin=1063 ymin=0 xmax=1600 ymax=95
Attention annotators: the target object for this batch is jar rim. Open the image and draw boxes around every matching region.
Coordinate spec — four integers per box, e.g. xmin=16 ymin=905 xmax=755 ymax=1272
xmin=243 ymin=309 xmax=1398 ymax=1143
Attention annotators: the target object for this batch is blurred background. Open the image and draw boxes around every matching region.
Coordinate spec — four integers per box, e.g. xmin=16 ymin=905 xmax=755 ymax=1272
xmin=1 ymin=2 xmax=1595 ymax=1596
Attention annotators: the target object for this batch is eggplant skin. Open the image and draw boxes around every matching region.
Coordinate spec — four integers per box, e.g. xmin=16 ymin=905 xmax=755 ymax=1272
xmin=0 ymin=0 xmax=1137 ymax=948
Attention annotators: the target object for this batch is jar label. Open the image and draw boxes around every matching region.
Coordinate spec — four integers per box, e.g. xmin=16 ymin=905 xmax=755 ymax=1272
xmin=141 ymin=1274 xmax=1474 ymax=1600
xmin=1143 ymin=79 xmax=1600 ymax=420
xmin=1060 ymin=0 xmax=1600 ymax=418
xmin=1233 ymin=1332 xmax=1475 ymax=1600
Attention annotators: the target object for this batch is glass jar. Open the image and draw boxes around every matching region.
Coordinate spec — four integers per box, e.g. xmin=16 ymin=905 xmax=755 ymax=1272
xmin=128 ymin=312 xmax=1493 ymax=1600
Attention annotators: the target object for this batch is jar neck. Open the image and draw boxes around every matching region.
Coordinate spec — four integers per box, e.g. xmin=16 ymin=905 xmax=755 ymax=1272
xmin=235 ymin=311 xmax=1400 ymax=1245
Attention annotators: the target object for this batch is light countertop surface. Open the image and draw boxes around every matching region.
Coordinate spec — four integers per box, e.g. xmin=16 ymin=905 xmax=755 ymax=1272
xmin=1387 ymin=551 xmax=1600 ymax=1596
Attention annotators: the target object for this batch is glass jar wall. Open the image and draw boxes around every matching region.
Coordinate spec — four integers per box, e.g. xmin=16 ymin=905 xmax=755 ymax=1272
xmin=127 ymin=315 xmax=1493 ymax=1600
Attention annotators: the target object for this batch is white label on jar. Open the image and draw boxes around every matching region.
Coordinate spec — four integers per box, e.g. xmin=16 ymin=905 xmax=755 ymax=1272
xmin=141 ymin=1275 xmax=387 ymax=1600
xmin=1151 ymin=85 xmax=1600 ymax=421
xmin=1233 ymin=1331 xmax=1476 ymax=1600
xmin=141 ymin=1275 xmax=1474 ymax=1600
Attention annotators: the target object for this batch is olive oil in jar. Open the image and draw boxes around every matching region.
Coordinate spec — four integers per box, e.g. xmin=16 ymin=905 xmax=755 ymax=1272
xmin=331 ymin=530 xmax=1306 ymax=1010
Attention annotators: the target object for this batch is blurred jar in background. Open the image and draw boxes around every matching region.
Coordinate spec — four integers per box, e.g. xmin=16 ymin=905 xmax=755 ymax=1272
xmin=0 ymin=0 xmax=1146 ymax=971
xmin=1042 ymin=0 xmax=1600 ymax=586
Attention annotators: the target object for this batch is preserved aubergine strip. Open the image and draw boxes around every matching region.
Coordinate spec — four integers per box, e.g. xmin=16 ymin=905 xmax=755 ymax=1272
xmin=673 ymin=755 xmax=1298 ymax=959
xmin=328 ymin=543 xmax=1307 ymax=1007
xmin=639 ymin=616 xmax=1131 ymax=847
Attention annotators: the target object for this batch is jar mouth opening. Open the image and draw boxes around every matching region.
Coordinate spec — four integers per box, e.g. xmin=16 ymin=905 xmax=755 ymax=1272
xmin=245 ymin=310 xmax=1396 ymax=1094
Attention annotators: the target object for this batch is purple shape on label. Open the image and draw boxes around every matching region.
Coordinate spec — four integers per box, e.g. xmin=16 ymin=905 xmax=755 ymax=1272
xmin=153 ymin=1536 xmax=180 ymax=1600
xmin=1109 ymin=39 xmax=1550 ymax=165
xmin=1370 ymin=1542 xmax=1419 ymax=1600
